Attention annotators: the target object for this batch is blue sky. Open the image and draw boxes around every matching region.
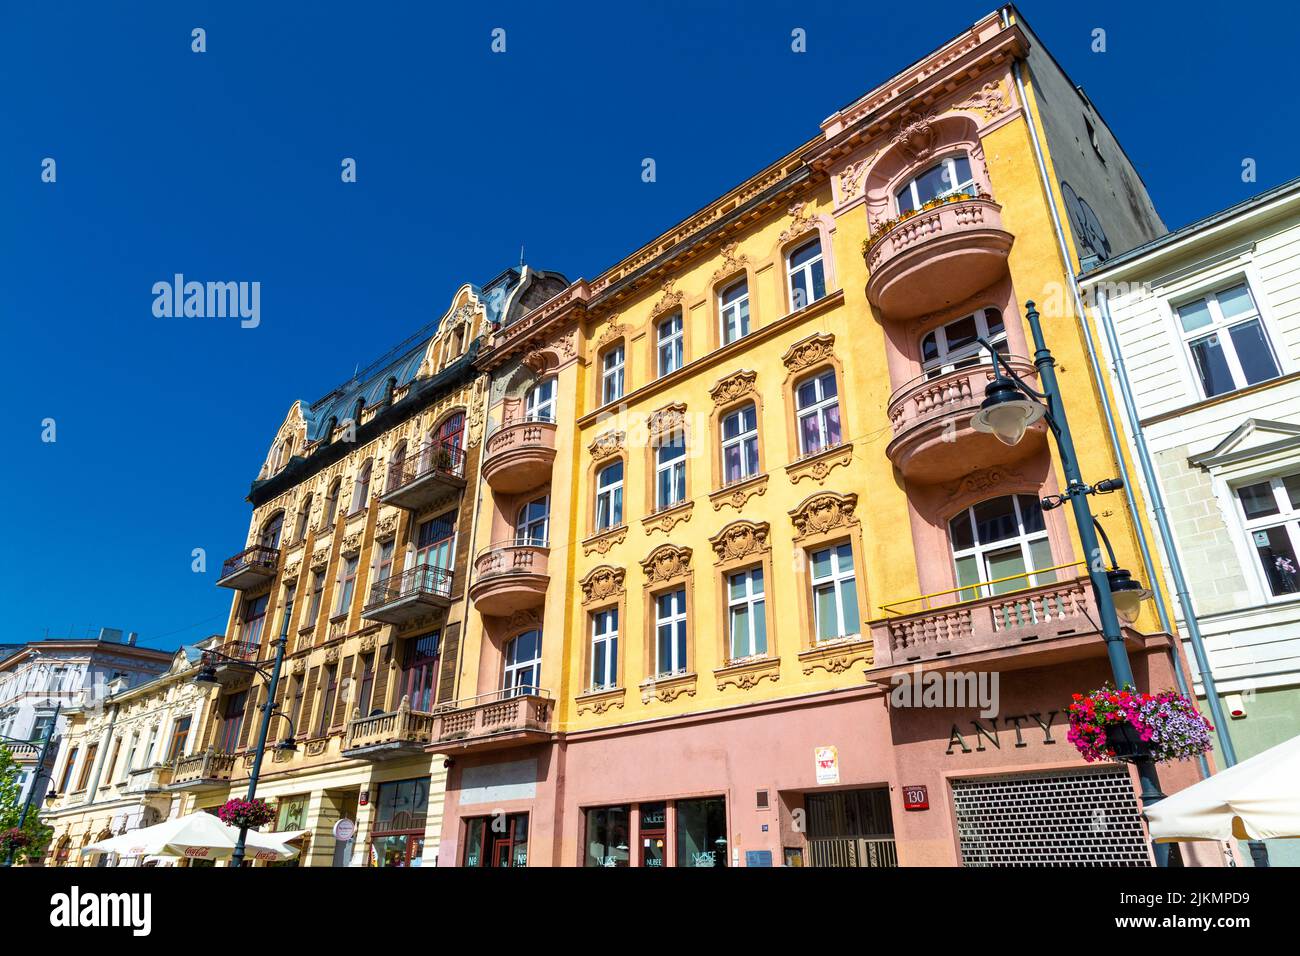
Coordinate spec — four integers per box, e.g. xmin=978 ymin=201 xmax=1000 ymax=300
xmin=1 ymin=1 xmax=1289 ymax=650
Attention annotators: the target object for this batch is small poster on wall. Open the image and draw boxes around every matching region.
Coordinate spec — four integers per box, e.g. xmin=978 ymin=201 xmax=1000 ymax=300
xmin=814 ymin=745 xmax=840 ymax=785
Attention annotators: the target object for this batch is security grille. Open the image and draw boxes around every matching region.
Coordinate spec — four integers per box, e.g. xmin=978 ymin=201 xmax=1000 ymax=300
xmin=805 ymin=789 xmax=897 ymax=868
xmin=952 ymin=768 xmax=1151 ymax=866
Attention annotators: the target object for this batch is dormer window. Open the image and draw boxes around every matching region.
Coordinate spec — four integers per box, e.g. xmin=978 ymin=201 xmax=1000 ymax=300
xmin=896 ymin=155 xmax=976 ymax=214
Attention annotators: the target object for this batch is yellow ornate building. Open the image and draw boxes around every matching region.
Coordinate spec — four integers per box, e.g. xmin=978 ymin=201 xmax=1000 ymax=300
xmin=430 ymin=7 xmax=1220 ymax=867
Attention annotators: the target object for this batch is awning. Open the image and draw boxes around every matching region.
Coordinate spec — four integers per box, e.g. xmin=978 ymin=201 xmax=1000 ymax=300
xmin=1146 ymin=733 xmax=1300 ymax=842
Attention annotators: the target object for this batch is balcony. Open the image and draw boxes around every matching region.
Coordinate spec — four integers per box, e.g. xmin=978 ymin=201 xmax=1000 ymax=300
xmin=481 ymin=416 xmax=558 ymax=494
xmin=380 ymin=444 xmax=467 ymax=512
xmin=867 ymin=570 xmax=1144 ymax=678
xmin=167 ymin=748 xmax=236 ymax=792
xmin=202 ymin=639 xmax=264 ymax=686
xmin=884 ymin=358 xmax=1046 ymax=483
xmin=216 ymin=545 xmax=280 ymax=590
xmin=865 ymin=196 xmax=1013 ymax=320
xmin=363 ymin=565 xmax=454 ymax=625
xmin=342 ymin=697 xmax=435 ymax=760
xmin=122 ymin=763 xmax=174 ymax=795
xmin=428 ymin=688 xmax=554 ymax=753
xmin=468 ymin=540 xmax=550 ymax=617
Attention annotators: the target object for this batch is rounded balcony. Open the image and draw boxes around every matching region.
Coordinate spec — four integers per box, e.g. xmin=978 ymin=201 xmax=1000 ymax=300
xmin=481 ymin=416 xmax=558 ymax=494
xmin=468 ymin=539 xmax=551 ymax=617
xmin=865 ymin=196 xmax=1013 ymax=320
xmin=884 ymin=358 xmax=1047 ymax=483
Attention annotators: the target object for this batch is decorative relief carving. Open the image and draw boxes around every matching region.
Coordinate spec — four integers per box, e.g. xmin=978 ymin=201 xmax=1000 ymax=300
xmin=358 ymin=633 xmax=377 ymax=655
xmin=715 ymin=657 xmax=780 ymax=692
xmin=310 ymin=547 xmax=330 ymax=571
xmin=789 ymin=491 xmax=859 ymax=539
xmin=894 ymin=109 xmax=938 ymax=163
xmin=709 ymin=520 xmax=770 ymax=565
xmin=643 ymin=501 xmax=693 ymax=536
xmin=580 ymin=565 xmax=626 ymax=605
xmin=953 ymin=80 xmax=1008 ymax=120
xmin=651 ymin=278 xmax=683 ymax=317
xmin=639 ymin=675 xmax=697 ymax=705
xmin=283 ymin=560 xmax=300 ymax=580
xmin=708 ymin=370 xmax=757 ymax=408
xmin=582 ymin=526 xmax=627 ymax=556
xmin=596 ymin=319 xmax=626 ymax=349
xmin=710 ymin=474 xmax=768 ymax=512
xmin=324 ymin=646 xmax=340 ymax=665
xmin=374 ymin=513 xmax=399 ymax=541
xmin=945 ymin=466 xmax=1025 ymax=502
xmin=290 ymin=657 xmax=307 ymax=676
xmin=646 ymin=403 xmax=687 ymax=441
xmin=781 ymin=332 xmax=836 ymax=374
xmin=504 ymin=608 xmax=542 ymax=633
xmin=779 ymin=201 xmax=819 ymax=244
xmin=710 ymin=241 xmax=750 ymax=283
xmin=588 ymin=430 xmax=625 ymax=460
xmin=787 ymin=443 xmax=854 ymax=485
xmin=340 ymin=530 xmax=363 ymax=557
xmin=575 ymin=689 xmax=625 ymax=716
xmin=640 ymin=543 xmax=693 ymax=584
xmin=799 ymin=639 xmax=872 ymax=676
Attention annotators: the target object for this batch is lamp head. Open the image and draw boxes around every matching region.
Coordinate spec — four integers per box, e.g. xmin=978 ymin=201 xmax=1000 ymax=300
xmin=971 ymin=378 xmax=1045 ymax=446
xmin=1106 ymin=568 xmax=1153 ymax=625
xmin=193 ymin=664 xmax=218 ymax=685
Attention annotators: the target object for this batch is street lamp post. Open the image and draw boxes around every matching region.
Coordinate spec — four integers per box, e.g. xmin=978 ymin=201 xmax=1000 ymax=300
xmin=195 ymin=613 xmax=290 ymax=869
xmin=972 ymin=300 xmax=1170 ymax=867
xmin=1 ymin=703 xmax=61 ymax=867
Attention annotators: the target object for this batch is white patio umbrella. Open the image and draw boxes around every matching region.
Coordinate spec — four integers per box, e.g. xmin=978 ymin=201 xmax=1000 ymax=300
xmin=1146 ymin=732 xmax=1300 ymax=845
xmin=82 ymin=811 xmax=305 ymax=863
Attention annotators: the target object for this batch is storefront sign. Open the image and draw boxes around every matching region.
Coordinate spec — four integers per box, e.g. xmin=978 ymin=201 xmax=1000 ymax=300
xmin=902 ymin=785 xmax=929 ymax=810
xmin=945 ymin=711 xmax=1058 ymax=755
xmin=814 ymin=746 xmax=840 ymax=785
xmin=333 ymin=818 xmax=356 ymax=842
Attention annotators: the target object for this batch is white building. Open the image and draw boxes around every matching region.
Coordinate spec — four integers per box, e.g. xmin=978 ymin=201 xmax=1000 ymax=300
xmin=0 ymin=629 xmax=172 ymax=806
xmin=1082 ymin=178 xmax=1300 ymax=866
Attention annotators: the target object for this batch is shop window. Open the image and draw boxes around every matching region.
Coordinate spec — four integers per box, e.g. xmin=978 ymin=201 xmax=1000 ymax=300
xmin=1235 ymin=471 xmax=1300 ymax=597
xmin=640 ymin=802 xmax=667 ymax=867
xmin=1176 ymin=283 xmax=1280 ymax=398
xmin=675 ymin=796 xmax=728 ymax=867
xmin=276 ymin=795 xmax=309 ymax=832
xmin=463 ymin=813 xmax=529 ymax=867
xmin=584 ymin=805 xmax=631 ymax=867
xmin=370 ymin=777 xmax=430 ymax=867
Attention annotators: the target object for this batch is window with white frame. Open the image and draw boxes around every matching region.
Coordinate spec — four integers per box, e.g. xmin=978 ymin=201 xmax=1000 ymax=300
xmin=595 ymin=461 xmax=624 ymax=531
xmin=525 ymin=378 xmax=557 ymax=423
xmin=719 ymin=278 xmax=750 ymax=344
xmin=727 ymin=567 xmax=767 ymax=660
xmin=654 ymin=588 xmax=688 ymax=677
xmin=921 ymin=307 xmax=1008 ymax=379
xmin=721 ymin=403 xmax=759 ymax=485
xmin=516 ymin=495 xmax=550 ymax=546
xmin=601 ymin=345 xmax=625 ymax=405
xmin=787 ymin=238 xmax=826 ymax=311
xmin=810 ymin=543 xmax=859 ymax=642
xmin=896 ymin=154 xmax=976 ymax=213
xmin=503 ymin=629 xmax=543 ymax=696
xmin=795 ymin=370 xmax=842 ymax=456
xmin=1235 ymin=471 xmax=1300 ymax=597
xmin=654 ymin=431 xmax=687 ymax=511
xmin=590 ymin=608 xmax=619 ymax=691
xmin=948 ymin=494 xmax=1055 ymax=598
xmin=1176 ymin=283 xmax=1280 ymax=398
xmin=657 ymin=313 xmax=684 ymax=377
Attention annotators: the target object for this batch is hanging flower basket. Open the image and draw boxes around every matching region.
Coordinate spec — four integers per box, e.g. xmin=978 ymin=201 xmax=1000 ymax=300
xmin=216 ymin=798 xmax=276 ymax=831
xmin=0 ymin=827 xmax=31 ymax=853
xmin=1067 ymin=685 xmax=1214 ymax=764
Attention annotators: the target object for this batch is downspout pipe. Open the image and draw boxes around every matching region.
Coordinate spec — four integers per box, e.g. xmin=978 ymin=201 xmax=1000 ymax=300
xmin=1003 ymin=9 xmax=1210 ymax=782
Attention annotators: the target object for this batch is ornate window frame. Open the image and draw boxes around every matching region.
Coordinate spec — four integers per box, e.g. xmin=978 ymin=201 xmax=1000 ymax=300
xmin=638 ymin=544 xmax=697 ymax=703
xmin=788 ymin=492 xmax=869 ymax=656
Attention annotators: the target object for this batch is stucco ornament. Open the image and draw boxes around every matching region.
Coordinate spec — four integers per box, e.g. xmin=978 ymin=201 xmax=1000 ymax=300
xmin=789 ymin=491 xmax=859 ymax=539
xmin=588 ymin=430 xmax=625 ymax=460
xmin=708 ymin=370 xmax=757 ymax=408
xmin=945 ymin=466 xmax=1025 ymax=502
xmin=340 ymin=530 xmax=363 ymax=556
xmin=640 ymin=544 xmax=693 ymax=584
xmin=580 ymin=565 xmax=626 ymax=605
xmin=310 ymin=547 xmax=330 ymax=571
xmin=582 ymin=527 xmax=627 ymax=556
xmin=651 ymin=278 xmax=683 ymax=316
xmin=894 ymin=109 xmax=938 ymax=162
xmin=646 ymin=403 xmax=687 ymax=441
xmin=710 ymin=241 xmax=750 ymax=283
xmin=596 ymin=318 xmax=626 ymax=348
xmin=710 ymin=520 xmax=770 ymax=564
xmin=781 ymin=332 xmax=836 ymax=374
xmin=779 ymin=201 xmax=820 ymax=244
xmin=374 ymin=513 xmax=399 ymax=541
xmin=954 ymin=81 xmax=1008 ymax=120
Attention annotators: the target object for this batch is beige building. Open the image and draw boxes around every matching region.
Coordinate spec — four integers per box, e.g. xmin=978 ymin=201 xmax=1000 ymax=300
xmin=41 ymin=643 xmax=209 ymax=866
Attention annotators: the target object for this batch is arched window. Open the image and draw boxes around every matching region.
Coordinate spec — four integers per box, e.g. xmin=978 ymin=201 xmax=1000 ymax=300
xmin=600 ymin=345 xmax=625 ymax=405
xmin=949 ymin=494 xmax=1054 ymax=598
xmin=258 ymin=512 xmax=284 ymax=550
xmin=387 ymin=440 xmax=407 ymax=491
xmin=503 ymin=629 xmax=542 ymax=696
xmin=896 ymin=154 xmax=975 ymax=213
xmin=351 ymin=459 xmax=373 ymax=514
xmin=515 ymin=496 xmax=550 ymax=546
xmin=795 ymin=370 xmax=841 ymax=456
xmin=525 ymin=379 xmax=557 ymax=423
xmin=295 ymin=493 xmax=313 ymax=543
xmin=323 ymin=478 xmax=342 ymax=528
xmin=657 ymin=313 xmax=684 ymax=377
xmin=595 ymin=461 xmax=624 ymax=532
xmin=786 ymin=238 xmax=826 ymax=311
xmin=921 ymin=307 xmax=1007 ymax=379
xmin=719 ymin=278 xmax=750 ymax=344
xmin=720 ymin=402 xmax=759 ymax=486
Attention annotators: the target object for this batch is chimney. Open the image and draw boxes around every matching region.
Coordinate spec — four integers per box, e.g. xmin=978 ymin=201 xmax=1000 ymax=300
xmin=126 ymin=632 xmax=138 ymax=646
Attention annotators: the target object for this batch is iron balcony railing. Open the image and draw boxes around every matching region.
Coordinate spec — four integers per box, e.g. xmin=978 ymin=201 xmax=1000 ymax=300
xmin=218 ymin=545 xmax=280 ymax=580
xmin=385 ymin=442 xmax=467 ymax=492
xmin=366 ymin=564 xmax=454 ymax=608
